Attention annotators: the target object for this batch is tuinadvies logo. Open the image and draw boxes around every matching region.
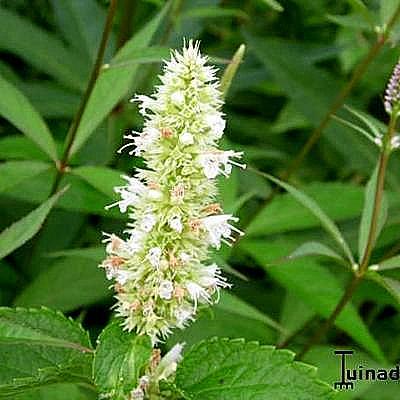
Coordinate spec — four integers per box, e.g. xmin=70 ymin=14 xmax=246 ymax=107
xmin=334 ymin=350 xmax=400 ymax=390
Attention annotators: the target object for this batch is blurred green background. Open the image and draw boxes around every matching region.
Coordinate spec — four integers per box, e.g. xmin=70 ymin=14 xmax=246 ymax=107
xmin=1 ymin=1 xmax=400 ymax=398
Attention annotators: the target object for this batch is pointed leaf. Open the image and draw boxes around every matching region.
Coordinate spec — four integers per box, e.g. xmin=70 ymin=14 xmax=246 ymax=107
xmin=0 ymin=161 xmax=51 ymax=194
xmin=287 ymin=241 xmax=345 ymax=262
xmin=250 ymin=172 xmax=354 ymax=264
xmin=0 ymin=74 xmax=58 ymax=161
xmin=358 ymin=164 xmax=388 ymax=262
xmin=70 ymin=2 xmax=170 ymax=156
xmin=0 ymin=8 xmax=86 ymax=91
xmin=0 ymin=187 xmax=67 ymax=260
xmin=377 ymin=255 xmax=400 ymax=271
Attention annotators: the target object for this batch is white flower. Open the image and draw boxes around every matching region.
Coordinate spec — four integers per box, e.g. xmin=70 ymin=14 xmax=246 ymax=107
xmin=154 ymin=343 xmax=185 ymax=381
xmin=201 ymin=214 xmax=244 ymax=249
xmin=179 ymin=252 xmax=191 ymax=263
xmin=115 ymin=269 xmax=132 ymax=285
xmin=159 ymin=280 xmax=174 ymax=300
xmin=142 ymin=213 xmax=157 ymax=232
xmin=198 ymin=151 xmax=246 ymax=179
xmin=130 ymin=387 xmax=144 ymax=400
xmin=171 ymin=91 xmax=185 ymax=106
xmin=179 ymin=131 xmax=194 ymax=145
xmin=186 ymin=282 xmax=211 ymax=309
xmin=204 ymin=112 xmax=226 ymax=139
xmin=175 ymin=306 xmax=194 ymax=328
xmin=168 ymin=215 xmax=183 ymax=232
xmin=147 ymin=247 xmax=162 ymax=268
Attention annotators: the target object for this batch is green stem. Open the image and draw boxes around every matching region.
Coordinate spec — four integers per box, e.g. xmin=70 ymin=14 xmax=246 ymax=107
xmin=296 ymin=115 xmax=398 ymax=360
xmin=51 ymin=0 xmax=119 ymax=193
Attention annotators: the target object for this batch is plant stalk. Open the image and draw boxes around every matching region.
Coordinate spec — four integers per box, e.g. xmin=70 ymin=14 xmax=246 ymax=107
xmin=296 ymin=115 xmax=398 ymax=360
xmin=51 ymin=0 xmax=118 ymax=194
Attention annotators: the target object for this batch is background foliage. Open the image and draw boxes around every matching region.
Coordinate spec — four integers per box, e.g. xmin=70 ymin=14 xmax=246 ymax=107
xmin=1 ymin=0 xmax=400 ymax=398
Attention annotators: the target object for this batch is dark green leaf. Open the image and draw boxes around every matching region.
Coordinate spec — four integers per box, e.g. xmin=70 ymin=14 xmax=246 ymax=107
xmin=176 ymin=338 xmax=335 ymax=399
xmin=0 ymin=307 xmax=93 ymax=396
xmin=0 ymin=74 xmax=58 ymax=161
xmin=14 ymin=256 xmax=110 ymax=312
xmin=0 ymin=188 xmax=67 ymax=260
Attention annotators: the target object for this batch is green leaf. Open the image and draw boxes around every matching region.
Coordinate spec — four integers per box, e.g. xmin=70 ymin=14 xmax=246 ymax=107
xmin=377 ymin=254 xmax=400 ymax=271
xmin=12 ymin=383 xmax=96 ymax=400
xmin=287 ymin=241 xmax=345 ymax=263
xmin=181 ymin=7 xmax=249 ymax=21
xmin=93 ymin=322 xmax=152 ymax=400
xmin=217 ymin=292 xmax=286 ymax=334
xmin=0 ymin=307 xmax=93 ymax=396
xmin=175 ymin=338 xmax=335 ymax=399
xmin=367 ymin=271 xmax=400 ymax=307
xmin=246 ymin=182 xmax=364 ymax=237
xmin=0 ymin=136 xmax=49 ymax=161
xmin=0 ymin=74 xmax=58 ymax=161
xmin=0 ymin=161 xmax=51 ymax=194
xmin=249 ymin=173 xmax=355 ymax=264
xmin=14 ymin=256 xmax=110 ymax=312
xmin=358 ymin=164 xmax=388 ymax=262
xmin=69 ymin=2 xmax=170 ymax=156
xmin=242 ymin=239 xmax=385 ymax=362
xmin=220 ymin=44 xmax=246 ymax=98
xmin=72 ymin=166 xmax=125 ymax=199
xmin=0 ymin=188 xmax=67 ymax=260
xmin=0 ymin=8 xmax=86 ymax=91
xmin=259 ymin=0 xmax=284 ymax=12
xmin=50 ymin=0 xmax=111 ymax=63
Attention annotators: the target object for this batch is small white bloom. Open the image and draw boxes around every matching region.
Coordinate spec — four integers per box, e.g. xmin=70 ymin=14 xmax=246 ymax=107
xmin=148 ymin=189 xmax=163 ymax=201
xmin=201 ymin=214 xmax=244 ymax=249
xmin=186 ymin=281 xmax=211 ymax=309
xmin=115 ymin=269 xmax=131 ymax=285
xmin=171 ymin=91 xmax=185 ymax=106
xmin=198 ymin=151 xmax=246 ymax=179
xmin=175 ymin=306 xmax=194 ymax=328
xmin=204 ymin=112 xmax=226 ymax=139
xmin=391 ymin=135 xmax=400 ymax=150
xmin=130 ymin=387 xmax=144 ymax=400
xmin=142 ymin=213 xmax=157 ymax=232
xmin=179 ymin=131 xmax=194 ymax=145
xmin=159 ymin=280 xmax=174 ymax=300
xmin=179 ymin=252 xmax=191 ymax=263
xmin=168 ymin=215 xmax=183 ymax=232
xmin=154 ymin=343 xmax=185 ymax=381
xmin=147 ymin=247 xmax=162 ymax=268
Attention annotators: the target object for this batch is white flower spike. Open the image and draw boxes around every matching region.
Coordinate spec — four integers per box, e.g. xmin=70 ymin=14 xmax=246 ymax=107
xmin=100 ymin=40 xmax=245 ymax=344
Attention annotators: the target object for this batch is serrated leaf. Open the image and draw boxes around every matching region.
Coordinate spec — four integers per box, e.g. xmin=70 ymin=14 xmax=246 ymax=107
xmin=0 ymin=8 xmax=86 ymax=91
xmin=0 ymin=188 xmax=67 ymax=260
xmin=242 ymin=240 xmax=385 ymax=362
xmin=358 ymin=163 xmax=388 ymax=262
xmin=0 ymin=161 xmax=51 ymax=194
xmin=69 ymin=2 xmax=170 ymax=156
xmin=93 ymin=322 xmax=152 ymax=400
xmin=0 ymin=307 xmax=93 ymax=396
xmin=175 ymin=338 xmax=335 ymax=399
xmin=287 ymin=241 xmax=345 ymax=262
xmin=14 ymin=256 xmax=110 ymax=312
xmin=249 ymin=174 xmax=354 ymax=264
xmin=0 ymin=74 xmax=58 ymax=162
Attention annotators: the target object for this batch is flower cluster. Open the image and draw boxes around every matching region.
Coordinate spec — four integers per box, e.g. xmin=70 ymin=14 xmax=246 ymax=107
xmin=100 ymin=41 xmax=245 ymax=344
xmin=384 ymin=58 xmax=400 ymax=115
